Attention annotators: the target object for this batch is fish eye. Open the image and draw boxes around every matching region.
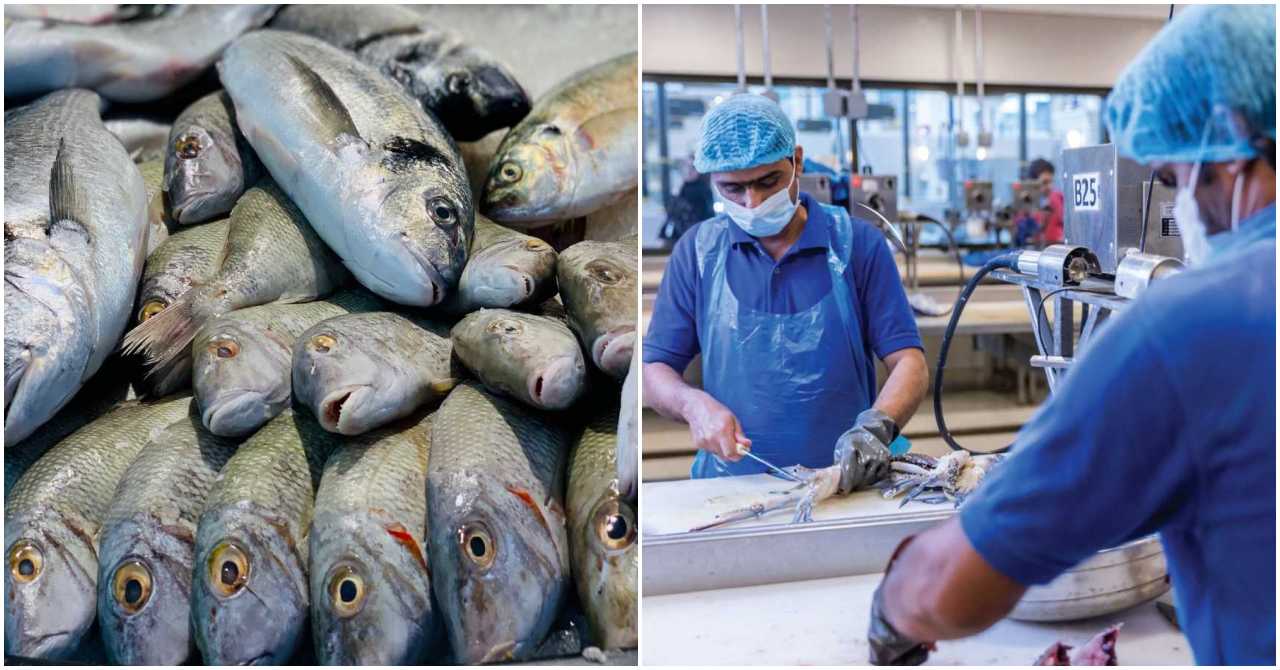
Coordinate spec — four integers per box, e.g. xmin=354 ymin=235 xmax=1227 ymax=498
xmin=593 ymin=498 xmax=636 ymax=551
xmin=459 ymin=522 xmax=495 ymax=569
xmin=486 ymin=318 xmax=523 ymax=336
xmin=308 ymin=333 xmax=337 ymax=354
xmin=8 ymin=541 xmax=43 ymax=584
xmin=326 ymin=565 xmax=366 ymax=618
xmin=446 ymin=72 xmax=470 ymax=94
xmin=207 ymin=541 xmax=249 ymax=598
xmin=112 ymin=560 xmax=153 ymax=614
xmin=175 ymin=134 xmax=202 ymax=160
xmin=586 ymin=260 xmax=622 ymax=285
xmin=208 ymin=337 xmax=239 ymax=359
xmin=139 ymin=299 xmax=167 ymax=322
xmin=498 ymin=161 xmax=523 ymax=184
xmin=427 ymin=197 xmax=457 ymax=226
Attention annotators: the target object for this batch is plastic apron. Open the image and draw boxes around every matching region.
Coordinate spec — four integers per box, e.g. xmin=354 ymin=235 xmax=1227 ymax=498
xmin=690 ymin=205 xmax=903 ymax=479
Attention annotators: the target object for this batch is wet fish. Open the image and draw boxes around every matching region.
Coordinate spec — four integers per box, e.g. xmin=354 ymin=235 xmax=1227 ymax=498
xmin=567 ymin=405 xmax=637 ymax=650
xmin=445 ymin=215 xmax=559 ymax=313
xmin=192 ymin=290 xmax=383 ymax=437
xmin=121 ymin=178 xmax=349 ymax=388
xmin=164 ymin=91 xmax=264 ymax=225
xmin=3 ymin=395 xmax=192 ymax=660
xmin=4 ymin=89 xmax=149 ymax=446
xmin=428 ymin=382 xmax=570 ymax=664
xmin=4 ymin=5 xmax=278 ymax=103
xmin=556 ymin=239 xmax=638 ymax=379
xmin=220 ymin=30 xmax=474 ymax=307
xmin=104 ymin=118 xmax=171 ymax=164
xmin=192 ymin=408 xmax=342 ymax=666
xmin=293 ymin=311 xmax=455 ymax=436
xmin=452 ymin=309 xmax=588 ymax=411
xmin=96 ymin=412 xmax=240 ymax=666
xmin=617 ymin=345 xmax=639 ymax=501
xmin=483 ymin=52 xmax=637 ymax=226
xmin=309 ymin=411 xmax=440 ymax=664
xmin=268 ymin=4 xmax=529 ymax=142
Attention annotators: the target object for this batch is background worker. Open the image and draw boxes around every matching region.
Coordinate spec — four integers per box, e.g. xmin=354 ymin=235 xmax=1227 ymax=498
xmin=867 ymin=5 xmax=1276 ymax=665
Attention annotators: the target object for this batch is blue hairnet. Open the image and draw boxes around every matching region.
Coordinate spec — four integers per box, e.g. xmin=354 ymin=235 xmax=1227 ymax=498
xmin=1105 ymin=4 xmax=1275 ymax=164
xmin=694 ymin=94 xmax=796 ymax=173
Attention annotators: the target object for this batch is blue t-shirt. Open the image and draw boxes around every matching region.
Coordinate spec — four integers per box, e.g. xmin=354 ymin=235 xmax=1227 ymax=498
xmin=643 ymin=192 xmax=923 ymax=373
xmin=960 ymin=208 xmax=1277 ymax=665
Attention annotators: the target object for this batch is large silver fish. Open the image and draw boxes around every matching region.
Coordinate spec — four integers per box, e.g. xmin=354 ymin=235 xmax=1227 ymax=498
xmin=445 ymin=215 xmax=559 ymax=313
xmin=556 ymin=239 xmax=638 ymax=379
xmin=192 ymin=408 xmax=342 ymax=665
xmin=164 ymin=91 xmax=264 ymax=225
xmin=451 ymin=309 xmax=587 ymax=411
xmin=121 ymin=178 xmax=349 ymax=387
xmin=4 ymin=89 xmax=149 ymax=446
xmin=3 ymin=395 xmax=192 ymax=660
xmin=567 ymin=404 xmax=638 ymax=650
xmin=482 ymin=52 xmax=637 ymax=227
xmin=428 ymin=382 xmax=570 ymax=664
xmin=309 ymin=411 xmax=440 ymax=664
xmin=96 ymin=412 xmax=240 ymax=666
xmin=268 ymin=4 xmax=529 ymax=142
xmin=219 ymin=30 xmax=474 ymax=308
xmin=292 ymin=311 xmax=455 ymax=436
xmin=4 ymin=5 xmax=278 ymax=102
xmin=191 ymin=290 xmax=383 ymax=437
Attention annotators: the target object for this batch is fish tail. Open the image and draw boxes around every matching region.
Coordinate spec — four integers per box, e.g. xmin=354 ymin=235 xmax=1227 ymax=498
xmin=120 ymin=286 xmax=209 ymax=372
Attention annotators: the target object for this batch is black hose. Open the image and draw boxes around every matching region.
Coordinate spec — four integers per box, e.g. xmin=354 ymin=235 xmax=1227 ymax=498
xmin=933 ymin=252 xmax=1020 ymax=453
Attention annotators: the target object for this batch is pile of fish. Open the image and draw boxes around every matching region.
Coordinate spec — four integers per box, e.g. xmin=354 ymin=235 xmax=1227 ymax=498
xmin=4 ymin=4 xmax=638 ymax=665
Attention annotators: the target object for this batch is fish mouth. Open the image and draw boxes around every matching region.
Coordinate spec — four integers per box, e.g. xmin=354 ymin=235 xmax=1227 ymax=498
xmin=201 ymin=390 xmax=270 ymax=437
xmin=592 ymin=328 xmax=636 ymax=378
xmin=401 ymin=241 xmax=448 ymax=307
xmin=317 ymin=385 xmax=373 ymax=435
xmin=528 ymin=355 xmax=583 ymax=410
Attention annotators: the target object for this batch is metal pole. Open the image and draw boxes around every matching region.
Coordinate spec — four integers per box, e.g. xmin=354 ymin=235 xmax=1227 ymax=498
xmin=734 ymin=5 xmax=746 ymax=92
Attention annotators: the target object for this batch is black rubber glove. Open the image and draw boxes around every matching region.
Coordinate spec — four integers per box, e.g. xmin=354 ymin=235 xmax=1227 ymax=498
xmin=868 ymin=535 xmax=934 ymax=665
xmin=834 ymin=408 xmax=899 ymax=495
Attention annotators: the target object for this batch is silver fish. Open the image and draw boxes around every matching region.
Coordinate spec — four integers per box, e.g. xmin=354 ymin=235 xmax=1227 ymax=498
xmin=121 ymin=178 xmax=349 ymax=388
xmin=4 ymin=89 xmax=149 ymax=446
xmin=192 ymin=290 xmax=383 ymax=437
xmin=268 ymin=4 xmax=530 ymax=142
xmin=164 ymin=91 xmax=264 ymax=225
xmin=483 ymin=53 xmax=637 ymax=226
xmin=556 ymin=239 xmax=638 ymax=379
xmin=192 ymin=408 xmax=342 ymax=666
xmin=428 ymin=382 xmax=570 ymax=664
xmin=3 ymin=395 xmax=192 ymax=660
xmin=4 ymin=5 xmax=278 ymax=103
xmin=96 ymin=412 xmax=240 ymax=665
xmin=309 ymin=411 xmax=439 ymax=664
xmin=451 ymin=308 xmax=587 ymax=411
xmin=445 ymin=215 xmax=559 ymax=313
xmin=219 ymin=30 xmax=474 ymax=307
xmin=292 ymin=311 xmax=455 ymax=436
xmin=567 ymin=404 xmax=637 ymax=650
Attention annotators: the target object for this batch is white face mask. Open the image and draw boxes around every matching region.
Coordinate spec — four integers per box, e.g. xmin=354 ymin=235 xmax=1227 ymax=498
xmin=717 ymin=163 xmax=799 ymax=237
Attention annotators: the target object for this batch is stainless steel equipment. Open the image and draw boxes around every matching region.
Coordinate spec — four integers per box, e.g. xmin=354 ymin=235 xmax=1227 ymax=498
xmin=1011 ymin=535 xmax=1170 ymax=622
xmin=849 ymin=173 xmax=898 ymax=222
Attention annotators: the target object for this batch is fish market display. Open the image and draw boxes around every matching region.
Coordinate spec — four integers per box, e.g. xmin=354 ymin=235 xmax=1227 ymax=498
xmin=557 ymin=239 xmax=638 ymax=379
xmin=219 ymin=30 xmax=474 ymax=307
xmin=192 ymin=408 xmax=341 ymax=665
xmin=309 ymin=411 xmax=438 ymax=664
xmin=483 ymin=53 xmax=637 ymax=226
xmin=4 ymin=5 xmax=278 ymax=102
xmin=122 ymin=178 xmax=348 ymax=385
xmin=452 ymin=308 xmax=587 ymax=411
xmin=4 ymin=89 xmax=149 ymax=446
xmin=292 ymin=311 xmax=455 ymax=436
xmin=447 ymin=215 xmax=559 ymax=313
xmin=164 ymin=91 xmax=264 ymax=224
xmin=4 ymin=395 xmax=193 ymax=660
xmin=268 ymin=4 xmax=530 ymax=142
xmin=1034 ymin=624 xmax=1123 ymax=666
xmin=428 ymin=382 xmax=571 ymax=663
xmin=877 ymin=451 xmax=1005 ymax=507
xmin=96 ymin=413 xmax=241 ymax=665
xmin=567 ymin=405 xmax=638 ymax=650
xmin=192 ymin=290 xmax=383 ymax=436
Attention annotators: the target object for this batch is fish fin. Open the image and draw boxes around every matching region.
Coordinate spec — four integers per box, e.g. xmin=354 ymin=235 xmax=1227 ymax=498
xmin=48 ymin=138 xmax=92 ymax=230
xmin=283 ymin=53 xmax=362 ymax=147
xmin=119 ymin=286 xmax=206 ymax=373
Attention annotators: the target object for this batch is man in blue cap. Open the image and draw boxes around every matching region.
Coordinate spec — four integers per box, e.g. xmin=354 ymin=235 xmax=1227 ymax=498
xmin=643 ymin=93 xmax=929 ymax=489
xmin=866 ymin=5 xmax=1275 ymax=665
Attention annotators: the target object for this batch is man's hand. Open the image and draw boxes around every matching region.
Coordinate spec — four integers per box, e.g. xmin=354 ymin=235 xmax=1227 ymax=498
xmin=682 ymin=389 xmax=750 ymax=462
xmin=834 ymin=408 xmax=899 ymax=494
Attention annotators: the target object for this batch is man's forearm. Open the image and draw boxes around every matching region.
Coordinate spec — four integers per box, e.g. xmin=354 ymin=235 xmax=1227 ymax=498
xmin=873 ymin=348 xmax=929 ymax=428
xmin=643 ymin=361 xmax=698 ymax=423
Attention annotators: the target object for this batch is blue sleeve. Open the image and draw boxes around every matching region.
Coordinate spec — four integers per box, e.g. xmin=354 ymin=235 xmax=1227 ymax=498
xmin=958 ymin=300 xmax=1195 ymax=586
xmin=643 ymin=228 xmax=701 ymax=373
xmin=853 ymin=223 xmax=924 ymax=359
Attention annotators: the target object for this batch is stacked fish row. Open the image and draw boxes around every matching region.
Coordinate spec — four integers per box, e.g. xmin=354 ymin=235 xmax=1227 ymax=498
xmin=4 ymin=4 xmax=638 ymax=665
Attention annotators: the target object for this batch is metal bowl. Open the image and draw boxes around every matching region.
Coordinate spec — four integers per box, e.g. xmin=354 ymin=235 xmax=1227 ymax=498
xmin=1010 ymin=535 xmax=1170 ymax=622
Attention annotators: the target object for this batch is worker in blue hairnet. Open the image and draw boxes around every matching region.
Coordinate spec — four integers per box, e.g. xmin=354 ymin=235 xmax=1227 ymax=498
xmin=867 ymin=5 xmax=1275 ymax=665
xmin=643 ymin=93 xmax=928 ymax=488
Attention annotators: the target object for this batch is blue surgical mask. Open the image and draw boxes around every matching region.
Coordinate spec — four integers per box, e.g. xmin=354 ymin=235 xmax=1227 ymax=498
xmin=717 ymin=164 xmax=798 ymax=237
